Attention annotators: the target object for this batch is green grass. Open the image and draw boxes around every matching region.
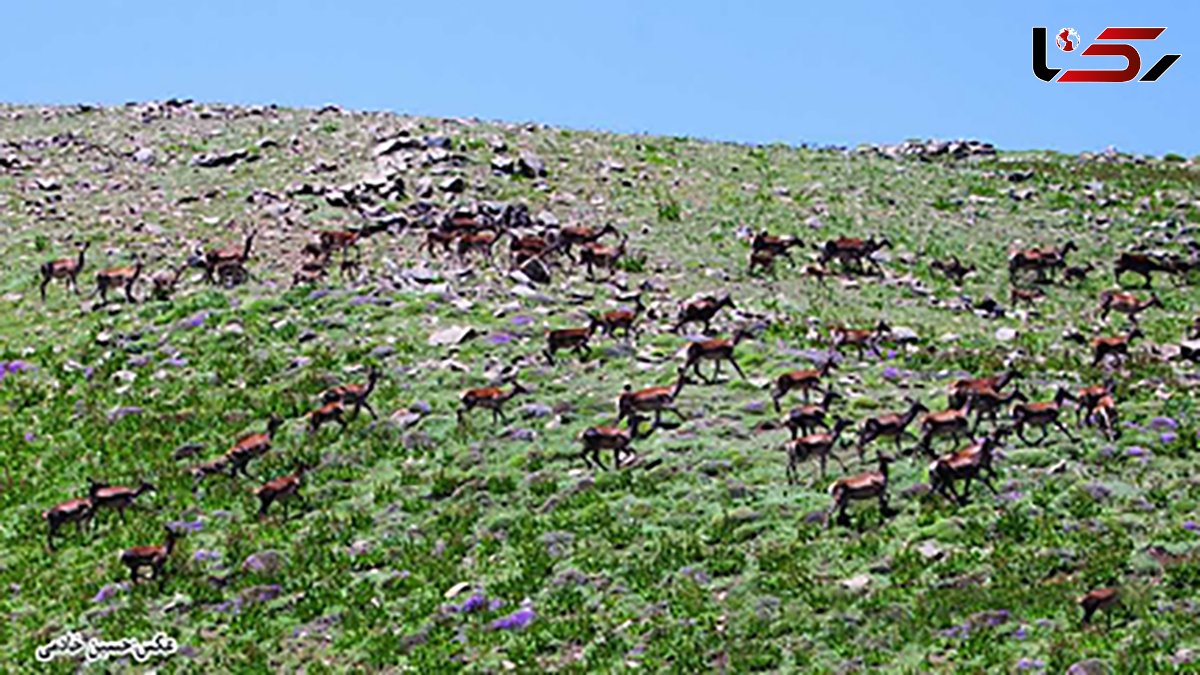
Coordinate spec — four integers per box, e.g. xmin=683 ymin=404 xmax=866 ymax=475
xmin=0 ymin=102 xmax=1199 ymax=671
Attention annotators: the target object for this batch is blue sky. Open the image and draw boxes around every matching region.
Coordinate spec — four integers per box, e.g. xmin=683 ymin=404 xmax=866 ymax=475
xmin=0 ymin=1 xmax=1194 ymax=155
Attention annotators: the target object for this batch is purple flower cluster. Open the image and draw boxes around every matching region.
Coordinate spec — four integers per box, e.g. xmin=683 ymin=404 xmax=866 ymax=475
xmin=0 ymin=360 xmax=33 ymax=382
xmin=491 ymin=607 xmax=536 ymax=631
xmin=91 ymin=582 xmax=129 ymax=604
xmin=167 ymin=518 xmax=203 ymax=533
xmin=1017 ymin=657 xmax=1046 ymax=671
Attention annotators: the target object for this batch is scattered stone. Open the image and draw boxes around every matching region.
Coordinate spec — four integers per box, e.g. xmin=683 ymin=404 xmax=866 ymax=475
xmin=517 ymin=152 xmax=547 ymax=178
xmin=428 ymin=326 xmax=477 ymax=347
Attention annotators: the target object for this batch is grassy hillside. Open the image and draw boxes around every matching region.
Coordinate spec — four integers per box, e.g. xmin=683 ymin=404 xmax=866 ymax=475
xmin=1 ymin=101 xmax=1199 ymax=672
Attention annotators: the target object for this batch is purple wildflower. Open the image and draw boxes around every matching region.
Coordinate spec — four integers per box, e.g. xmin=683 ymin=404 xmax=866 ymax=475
xmin=83 ymin=366 xmax=95 ymax=380
xmin=1184 ymin=520 xmax=1198 ymax=532
xmin=511 ymin=315 xmax=533 ymax=326
xmin=1160 ymin=432 xmax=1177 ymax=444
xmin=107 ymin=406 xmax=144 ymax=423
xmin=886 ymin=349 xmax=897 ymax=360
xmin=1150 ymin=416 xmax=1179 ymax=430
xmin=1126 ymin=446 xmax=1149 ymax=458
xmin=490 ymin=607 xmax=535 ymax=631
xmin=167 ymin=518 xmax=203 ymax=533
xmin=193 ymin=549 xmax=221 ymax=562
xmin=882 ymin=366 xmax=900 ymax=381
xmin=183 ymin=312 xmax=208 ymax=329
xmin=458 ymin=593 xmax=487 ymax=613
xmin=1017 ymin=658 xmax=1045 ymax=671
xmin=488 ymin=332 xmax=513 ymax=345
xmin=162 ymin=356 xmax=188 ymax=368
xmin=91 ymin=583 xmax=127 ymax=604
xmin=488 ymin=598 xmax=506 ymax=611
xmin=1012 ymin=626 xmax=1027 ymax=640
xmin=23 ymin=432 xmax=35 ymax=443
xmin=7 ymin=360 xmax=32 ymax=373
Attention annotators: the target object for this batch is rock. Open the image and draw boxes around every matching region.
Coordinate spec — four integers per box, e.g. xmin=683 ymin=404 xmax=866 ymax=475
xmin=241 ymin=550 xmax=285 ymax=574
xmin=428 ymin=326 xmax=477 ymax=347
xmin=132 ymin=148 xmax=155 ymax=165
xmin=995 ymin=327 xmax=1018 ymax=342
xmin=190 ymin=149 xmax=252 ymax=168
xmin=916 ymin=541 xmax=945 ymax=561
xmin=439 ymin=176 xmax=465 ymax=193
xmin=491 ymin=156 xmax=515 ymax=173
xmin=840 ymin=574 xmax=872 ymax=591
xmin=520 ymin=403 xmax=553 ymax=419
xmin=1066 ymin=659 xmax=1111 ymax=675
xmin=374 ymin=136 xmax=420 ymax=157
xmin=517 ymin=152 xmax=546 ymax=178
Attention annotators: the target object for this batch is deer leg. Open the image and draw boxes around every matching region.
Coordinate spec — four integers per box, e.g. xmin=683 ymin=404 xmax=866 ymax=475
xmin=118 ymin=508 xmax=126 ymax=524
xmin=1054 ymin=419 xmax=1078 ymax=442
xmin=543 ymin=348 xmax=556 ymax=366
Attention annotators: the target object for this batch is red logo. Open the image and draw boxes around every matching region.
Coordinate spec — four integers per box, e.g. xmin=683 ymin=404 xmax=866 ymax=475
xmin=1033 ymin=26 xmax=1181 ymax=82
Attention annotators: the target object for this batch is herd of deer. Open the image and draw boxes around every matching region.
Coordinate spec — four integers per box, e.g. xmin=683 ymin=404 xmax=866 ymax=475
xmin=37 ymin=208 xmax=1198 ymax=626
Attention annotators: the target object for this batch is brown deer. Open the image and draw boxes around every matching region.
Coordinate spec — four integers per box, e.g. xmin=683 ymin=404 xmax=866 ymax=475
xmin=458 ymin=380 xmax=529 ymax=425
xmin=120 ymin=526 xmax=180 ymax=587
xmin=588 ymin=294 xmax=645 ymax=340
xmin=544 ymin=325 xmax=595 ymax=365
xmin=150 ymin=263 xmax=188 ymax=300
xmin=857 ymin=398 xmax=929 ymax=460
xmin=617 ymin=370 xmax=689 ymax=437
xmin=1074 ymin=379 xmax=1115 ymax=427
xmin=578 ymin=233 xmax=628 ymax=280
xmin=321 ymin=366 xmax=382 ymax=419
xmin=93 ymin=255 xmax=143 ymax=305
xmin=1008 ymin=241 xmax=1076 ymax=283
xmin=225 ymin=415 xmax=285 ymax=478
xmin=784 ymin=390 xmax=844 ymax=439
xmin=917 ymin=399 xmax=973 ymax=456
xmin=830 ymin=321 xmax=890 ymax=359
xmin=1078 ymin=587 xmax=1121 ymax=628
xmin=818 ymin=236 xmax=891 ymax=275
xmin=580 ymin=425 xmax=634 ymax=470
xmin=199 ymin=229 xmax=257 ymax=283
xmin=771 ymin=359 xmax=836 ymax=411
xmin=828 ymin=454 xmax=896 ymax=527
xmin=1098 ymin=290 xmax=1162 ymax=325
xmin=43 ymin=496 xmax=94 ymax=549
xmin=309 ymin=400 xmax=349 ymax=435
xmin=673 ymin=294 xmax=736 ymax=334
xmin=966 ymin=386 xmax=1028 ymax=433
xmin=1090 ymin=328 xmax=1144 ymax=367
xmin=1114 ymin=251 xmax=1173 ymax=288
xmin=255 ymin=462 xmax=313 ymax=519
xmin=785 ymin=417 xmax=853 ymax=484
xmin=40 ymin=241 xmax=89 ymax=300
xmin=930 ymin=256 xmax=975 ymax=284
xmin=1011 ymin=387 xmax=1077 ymax=445
xmin=681 ymin=328 xmax=752 ymax=383
xmin=947 ymin=370 xmax=1022 ymax=410
xmin=928 ymin=428 xmax=1009 ymax=505
xmin=87 ymin=479 xmax=155 ymax=526
xmin=560 ymin=223 xmax=619 ymax=262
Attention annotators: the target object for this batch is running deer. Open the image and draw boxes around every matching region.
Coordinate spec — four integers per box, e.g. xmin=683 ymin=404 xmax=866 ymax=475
xmin=199 ymin=228 xmax=257 ymax=283
xmin=43 ymin=496 xmax=94 ymax=549
xmin=458 ymin=380 xmax=529 ymax=425
xmin=965 ymin=386 xmax=1028 ymax=433
xmin=752 ymin=231 xmax=803 ymax=260
xmin=40 ymin=241 xmax=89 ymax=300
xmin=1090 ymin=328 xmax=1144 ymax=367
xmin=1011 ymin=387 xmax=1077 ymax=445
xmin=560 ymin=223 xmax=619 ymax=262
xmin=1098 ymin=290 xmax=1162 ymax=325
xmin=1010 ymin=286 xmax=1045 ymax=307
xmin=456 ymin=230 xmax=501 ymax=264
xmin=309 ymin=400 xmax=348 ymax=435
xmin=189 ymin=454 xmax=232 ymax=494
xmin=830 ymin=321 xmax=890 ymax=359
xmin=681 ymin=327 xmax=752 ymax=383
xmin=1087 ymin=394 xmax=1121 ymax=441
xmin=947 ymin=370 xmax=1022 ymax=410
xmin=544 ymin=324 xmax=595 ymax=365
xmin=617 ymin=370 xmax=689 ymax=437
xmin=225 ymin=415 xmax=285 ymax=478
xmin=578 ymin=233 xmax=628 ymax=280
xmin=255 ymin=462 xmax=313 ymax=519
xmin=93 ymin=255 xmax=143 ymax=305
xmin=1008 ymin=241 xmax=1076 ymax=283
xmin=828 ymin=454 xmax=895 ymax=527
xmin=1114 ymin=251 xmax=1174 ymax=288
xmin=119 ymin=526 xmax=180 ymax=587
xmin=785 ymin=417 xmax=853 ymax=484
xmin=748 ymin=247 xmax=781 ymax=276
xmin=87 ymin=479 xmax=155 ymax=526
xmin=580 ymin=425 xmax=635 ymax=470
xmin=588 ymin=294 xmax=645 ymax=340
xmin=928 ymin=428 xmax=1010 ymax=505
xmin=673 ymin=294 xmax=736 ymax=334
xmin=771 ymin=359 xmax=836 ymax=412
xmin=818 ymin=236 xmax=891 ymax=275
xmin=1078 ymin=587 xmax=1122 ymax=628
xmin=784 ymin=390 xmax=844 ymax=439
xmin=1074 ymin=379 xmax=1115 ymax=427
xmin=857 ymin=398 xmax=929 ymax=461
xmin=1063 ymin=263 xmax=1095 ymax=284
xmin=150 ymin=264 xmax=188 ymax=300
xmin=930 ymin=256 xmax=975 ymax=284
xmin=321 ymin=366 xmax=381 ymax=419
xmin=918 ymin=399 xmax=973 ymax=456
